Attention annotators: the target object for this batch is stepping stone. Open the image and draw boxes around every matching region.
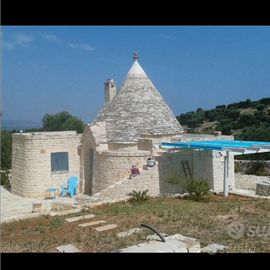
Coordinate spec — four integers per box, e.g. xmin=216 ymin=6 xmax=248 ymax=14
xmin=56 ymin=244 xmax=80 ymax=253
xmin=117 ymin=227 xmax=143 ymax=238
xmin=65 ymin=214 xmax=95 ymax=222
xmin=94 ymin=224 xmax=118 ymax=232
xmin=78 ymin=220 xmax=107 ymax=227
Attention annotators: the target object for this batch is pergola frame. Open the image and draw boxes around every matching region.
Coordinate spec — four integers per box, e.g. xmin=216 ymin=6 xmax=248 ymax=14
xmin=161 ymin=139 xmax=270 ymax=196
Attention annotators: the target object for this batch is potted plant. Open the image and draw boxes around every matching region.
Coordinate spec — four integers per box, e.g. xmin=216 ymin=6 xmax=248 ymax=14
xmin=147 ymin=156 xmax=155 ymax=167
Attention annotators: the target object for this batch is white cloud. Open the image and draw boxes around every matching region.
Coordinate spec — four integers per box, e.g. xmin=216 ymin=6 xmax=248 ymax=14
xmin=1 ymin=32 xmax=33 ymax=50
xmin=14 ymin=33 xmax=33 ymax=47
xmin=155 ymin=34 xmax=176 ymax=41
xmin=1 ymin=41 xmax=14 ymax=50
xmin=42 ymin=33 xmax=62 ymax=43
xmin=156 ymin=34 xmax=171 ymax=39
xmin=68 ymin=43 xmax=95 ymax=51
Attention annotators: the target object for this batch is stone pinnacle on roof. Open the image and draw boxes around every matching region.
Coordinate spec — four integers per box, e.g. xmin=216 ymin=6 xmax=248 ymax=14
xmin=127 ymin=52 xmax=146 ymax=76
xmin=133 ymin=51 xmax=139 ymax=61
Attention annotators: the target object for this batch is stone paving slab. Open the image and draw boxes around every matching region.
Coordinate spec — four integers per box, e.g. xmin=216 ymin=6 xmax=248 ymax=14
xmin=65 ymin=214 xmax=95 ymax=222
xmin=117 ymin=227 xmax=144 ymax=238
xmin=56 ymin=244 xmax=80 ymax=253
xmin=94 ymin=224 xmax=118 ymax=232
xmin=78 ymin=220 xmax=106 ymax=227
xmin=116 ymin=238 xmax=188 ymax=253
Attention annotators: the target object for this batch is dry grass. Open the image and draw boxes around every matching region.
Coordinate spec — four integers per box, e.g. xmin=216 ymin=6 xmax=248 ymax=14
xmin=1 ymin=193 xmax=270 ymax=253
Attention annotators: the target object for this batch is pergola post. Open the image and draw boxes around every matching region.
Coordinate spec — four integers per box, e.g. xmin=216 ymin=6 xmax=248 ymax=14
xmin=223 ymin=151 xmax=229 ymax=196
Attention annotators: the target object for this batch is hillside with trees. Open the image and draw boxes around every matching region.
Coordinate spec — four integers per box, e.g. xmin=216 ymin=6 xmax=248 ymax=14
xmin=176 ymin=97 xmax=270 ymax=159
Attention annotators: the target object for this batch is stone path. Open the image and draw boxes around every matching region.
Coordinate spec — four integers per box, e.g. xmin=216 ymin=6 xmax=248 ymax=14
xmin=59 ymin=214 xmax=227 ymax=253
xmin=65 ymin=214 xmax=118 ymax=232
xmin=94 ymin=224 xmax=118 ymax=232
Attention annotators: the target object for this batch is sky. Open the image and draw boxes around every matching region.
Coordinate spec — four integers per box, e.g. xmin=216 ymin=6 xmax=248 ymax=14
xmin=1 ymin=25 xmax=270 ymax=125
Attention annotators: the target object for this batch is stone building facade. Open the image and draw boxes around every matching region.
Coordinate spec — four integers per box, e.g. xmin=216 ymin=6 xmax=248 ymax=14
xmin=11 ymin=53 xmax=235 ymax=198
xmin=12 ymin=131 xmax=81 ymax=198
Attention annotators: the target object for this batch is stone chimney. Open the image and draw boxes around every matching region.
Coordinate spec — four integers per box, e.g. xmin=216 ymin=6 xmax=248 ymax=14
xmin=104 ymin=79 xmax=116 ymax=103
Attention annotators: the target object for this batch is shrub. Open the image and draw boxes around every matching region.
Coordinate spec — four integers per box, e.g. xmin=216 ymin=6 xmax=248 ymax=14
xmin=127 ymin=190 xmax=149 ymax=204
xmin=167 ymin=176 xmax=210 ymax=202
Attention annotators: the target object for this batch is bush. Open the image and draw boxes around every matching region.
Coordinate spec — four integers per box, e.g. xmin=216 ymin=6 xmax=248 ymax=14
xmin=184 ymin=178 xmax=210 ymax=202
xmin=167 ymin=176 xmax=210 ymax=202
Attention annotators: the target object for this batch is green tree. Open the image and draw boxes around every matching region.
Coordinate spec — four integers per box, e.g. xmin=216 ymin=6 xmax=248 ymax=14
xmin=1 ymin=130 xmax=12 ymax=169
xmin=260 ymin=97 xmax=270 ymax=106
xmin=177 ymin=111 xmax=195 ymax=125
xmin=238 ymin=99 xmax=252 ymax=108
xmin=240 ymin=113 xmax=256 ymax=125
xmin=0 ymin=111 xmax=12 ymax=170
xmin=226 ymin=108 xmax=240 ymax=121
xmin=254 ymin=111 xmax=268 ymax=122
xmin=41 ymin=111 xmax=84 ymax=133
xmin=216 ymin=104 xmax=226 ymax=109
xmin=255 ymin=104 xmax=266 ymax=111
xmin=205 ymin=109 xmax=218 ymax=121
xmin=187 ymin=116 xmax=202 ymax=129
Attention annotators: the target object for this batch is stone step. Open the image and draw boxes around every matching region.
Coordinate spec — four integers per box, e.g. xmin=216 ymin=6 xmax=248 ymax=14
xmin=94 ymin=224 xmax=118 ymax=232
xmin=65 ymin=214 xmax=95 ymax=222
xmin=78 ymin=220 xmax=107 ymax=227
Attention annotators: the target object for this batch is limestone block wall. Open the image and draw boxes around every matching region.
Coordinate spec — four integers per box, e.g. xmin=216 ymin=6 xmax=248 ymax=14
xmin=93 ymin=147 xmax=236 ymax=199
xmin=92 ymin=150 xmax=150 ymax=194
xmin=11 ymin=131 xmax=82 ymax=198
xmin=156 ymin=148 xmax=234 ymax=194
xmin=98 ymin=162 xmax=183 ymax=199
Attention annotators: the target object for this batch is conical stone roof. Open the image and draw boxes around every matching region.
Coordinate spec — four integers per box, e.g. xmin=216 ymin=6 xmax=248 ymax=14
xmin=94 ymin=53 xmax=183 ymax=142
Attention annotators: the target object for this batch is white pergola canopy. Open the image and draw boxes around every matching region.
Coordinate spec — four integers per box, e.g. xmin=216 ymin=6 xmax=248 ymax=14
xmin=161 ymin=139 xmax=270 ymax=196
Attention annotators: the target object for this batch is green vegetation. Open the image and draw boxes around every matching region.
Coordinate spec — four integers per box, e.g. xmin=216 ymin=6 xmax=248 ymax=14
xmin=176 ymin=97 xmax=270 ymax=160
xmin=127 ymin=190 xmax=149 ymax=204
xmin=41 ymin=111 xmax=84 ymax=133
xmin=167 ymin=176 xmax=210 ymax=202
xmin=50 ymin=217 xmax=64 ymax=228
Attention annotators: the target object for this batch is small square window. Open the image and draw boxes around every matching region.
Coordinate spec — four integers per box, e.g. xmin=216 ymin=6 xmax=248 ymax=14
xmin=51 ymin=152 xmax=69 ymax=172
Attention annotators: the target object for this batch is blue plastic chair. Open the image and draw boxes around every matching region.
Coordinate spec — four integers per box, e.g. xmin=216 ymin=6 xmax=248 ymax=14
xmin=61 ymin=176 xmax=78 ymax=198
